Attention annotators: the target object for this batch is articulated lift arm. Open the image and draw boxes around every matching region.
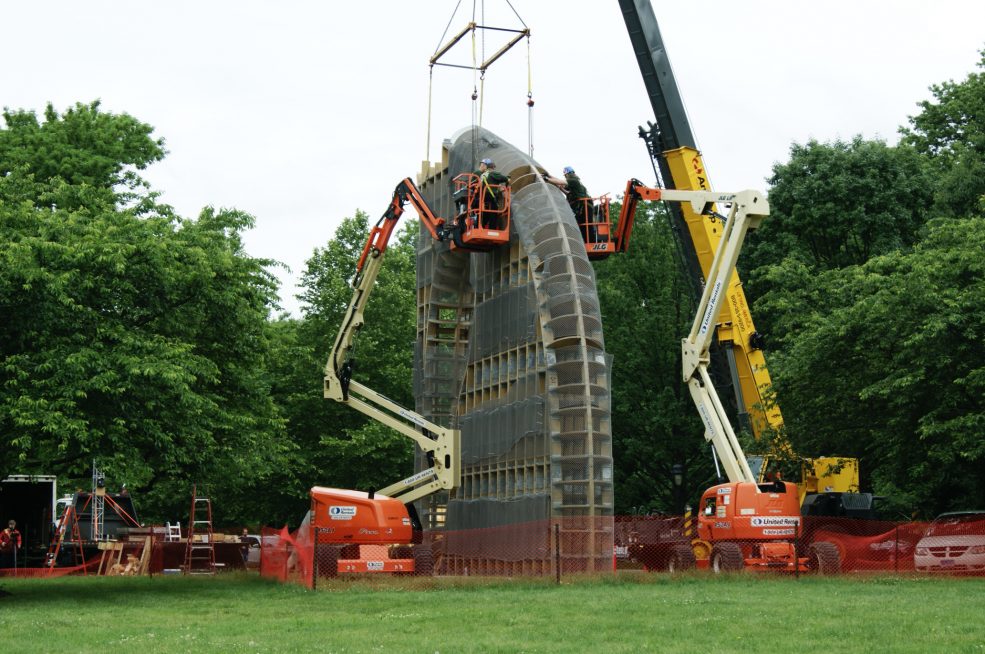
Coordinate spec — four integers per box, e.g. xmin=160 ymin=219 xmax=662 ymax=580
xmin=677 ymin=189 xmax=770 ymax=485
xmin=324 ymin=178 xmax=461 ymax=505
xmin=611 ymin=178 xmax=667 ymax=253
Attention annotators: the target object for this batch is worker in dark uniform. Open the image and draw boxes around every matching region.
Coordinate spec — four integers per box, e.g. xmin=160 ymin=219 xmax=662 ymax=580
xmin=471 ymin=158 xmax=510 ymax=229
xmin=240 ymin=528 xmax=251 ymax=567
xmin=546 ymin=166 xmax=596 ymax=241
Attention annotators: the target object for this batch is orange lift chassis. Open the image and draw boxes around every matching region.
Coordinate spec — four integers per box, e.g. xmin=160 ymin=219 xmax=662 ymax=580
xmin=666 ymin=186 xmax=840 ymax=574
xmin=319 ymin=176 xmax=511 ymax=576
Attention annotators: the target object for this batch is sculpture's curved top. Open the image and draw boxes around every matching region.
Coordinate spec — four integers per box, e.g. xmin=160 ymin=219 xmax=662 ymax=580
xmin=415 ymin=126 xmax=612 ymax=573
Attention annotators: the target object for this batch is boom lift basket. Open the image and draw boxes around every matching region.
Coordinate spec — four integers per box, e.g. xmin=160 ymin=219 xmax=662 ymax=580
xmin=452 ymin=173 xmax=511 ymax=251
xmin=574 ymin=195 xmax=614 ymax=259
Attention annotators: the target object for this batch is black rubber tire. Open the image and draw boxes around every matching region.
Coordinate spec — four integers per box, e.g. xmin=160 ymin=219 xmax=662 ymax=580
xmin=337 ymin=543 xmax=360 ymax=560
xmin=667 ymin=544 xmax=697 ymax=572
xmin=391 ymin=545 xmax=413 ymax=560
xmin=710 ymin=542 xmax=744 ymax=573
xmin=316 ymin=544 xmax=339 ymax=578
xmin=808 ymin=541 xmax=841 ymax=575
xmin=413 ymin=547 xmax=435 ymax=577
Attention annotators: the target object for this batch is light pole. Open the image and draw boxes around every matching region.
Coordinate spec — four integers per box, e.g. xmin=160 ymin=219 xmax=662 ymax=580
xmin=671 ymin=463 xmax=684 ymax=515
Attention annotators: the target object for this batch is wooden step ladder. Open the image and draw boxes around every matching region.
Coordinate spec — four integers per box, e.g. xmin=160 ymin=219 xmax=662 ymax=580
xmin=183 ymin=486 xmax=216 ymax=575
xmin=47 ymin=505 xmax=87 ymax=575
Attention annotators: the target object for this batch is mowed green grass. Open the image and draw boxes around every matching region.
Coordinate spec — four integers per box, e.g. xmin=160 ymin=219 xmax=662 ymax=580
xmin=1 ymin=572 xmax=983 ymax=653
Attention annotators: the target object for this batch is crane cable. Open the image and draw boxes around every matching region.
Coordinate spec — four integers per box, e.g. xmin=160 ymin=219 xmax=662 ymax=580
xmin=426 ymin=0 xmax=463 ymax=163
xmin=478 ymin=0 xmax=486 ymax=128
xmin=427 ymin=0 xmax=532 ymax=166
xmin=526 ymin=34 xmax=534 ymax=157
xmin=426 ymin=65 xmax=435 ymax=163
xmin=501 ymin=0 xmax=534 ymax=155
xmin=471 ymin=16 xmax=479 ymax=168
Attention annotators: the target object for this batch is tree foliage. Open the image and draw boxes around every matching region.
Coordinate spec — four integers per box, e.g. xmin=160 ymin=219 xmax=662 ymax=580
xmin=740 ymin=50 xmax=985 ymax=516
xmin=745 ymin=137 xmax=934 ymax=282
xmin=901 ymin=49 xmax=985 ymax=218
xmin=0 ymin=101 xmax=165 ymax=210
xmin=761 ymin=218 xmax=985 ymax=516
xmin=0 ymin=103 xmax=289 ymax=522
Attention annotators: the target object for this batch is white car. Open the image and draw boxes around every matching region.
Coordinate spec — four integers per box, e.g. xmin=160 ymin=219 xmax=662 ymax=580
xmin=914 ymin=511 xmax=985 ymax=574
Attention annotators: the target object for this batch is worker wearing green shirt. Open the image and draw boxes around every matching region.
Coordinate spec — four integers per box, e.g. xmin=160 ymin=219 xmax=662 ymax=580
xmin=546 ymin=166 xmax=596 ymax=241
xmin=472 ymin=158 xmax=510 ymax=228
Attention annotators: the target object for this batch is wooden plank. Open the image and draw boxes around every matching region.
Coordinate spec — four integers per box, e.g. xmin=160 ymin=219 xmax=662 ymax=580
xmin=137 ymin=536 xmax=152 ymax=576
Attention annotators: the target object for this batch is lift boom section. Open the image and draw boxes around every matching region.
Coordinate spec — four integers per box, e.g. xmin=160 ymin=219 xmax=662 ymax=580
xmin=324 ymin=178 xmax=461 ymax=507
xmin=672 ymin=187 xmax=842 ymax=573
xmin=610 ymin=178 xmax=666 ymax=253
xmin=676 ymin=189 xmax=769 ymax=485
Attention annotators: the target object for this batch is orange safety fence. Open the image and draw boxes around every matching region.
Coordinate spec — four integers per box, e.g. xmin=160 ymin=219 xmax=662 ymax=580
xmin=259 ymin=524 xmax=314 ymax=588
xmin=255 ymin=514 xmax=985 ymax=584
xmin=0 ymin=559 xmax=100 ymax=578
xmin=11 ymin=515 xmax=982 ymax=581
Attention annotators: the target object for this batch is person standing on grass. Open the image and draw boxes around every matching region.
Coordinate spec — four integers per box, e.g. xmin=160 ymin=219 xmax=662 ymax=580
xmin=0 ymin=520 xmax=22 ymax=568
xmin=240 ymin=528 xmax=251 ymax=566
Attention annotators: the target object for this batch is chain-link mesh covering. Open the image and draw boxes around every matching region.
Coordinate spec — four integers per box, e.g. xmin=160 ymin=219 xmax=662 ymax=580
xmin=409 ymin=126 xmax=613 ymax=574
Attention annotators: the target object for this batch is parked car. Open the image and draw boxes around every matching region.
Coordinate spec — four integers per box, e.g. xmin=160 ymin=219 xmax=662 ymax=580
xmin=914 ymin=511 xmax=985 ymax=574
xmin=810 ymin=520 xmax=925 ymax=572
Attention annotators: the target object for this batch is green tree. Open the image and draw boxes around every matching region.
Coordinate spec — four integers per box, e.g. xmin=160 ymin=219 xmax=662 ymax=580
xmin=595 ymin=202 xmax=715 ymax=514
xmin=743 ymin=137 xmax=935 ymax=345
xmin=0 ymin=103 xmax=290 ymax=522
xmin=746 ymin=137 xmax=934 ymax=279
xmin=0 ymin=101 xmax=165 ymax=210
xmin=274 ymin=210 xmax=418 ymax=511
xmin=761 ymin=217 xmax=985 ymax=516
xmin=901 ymin=49 xmax=985 ymax=218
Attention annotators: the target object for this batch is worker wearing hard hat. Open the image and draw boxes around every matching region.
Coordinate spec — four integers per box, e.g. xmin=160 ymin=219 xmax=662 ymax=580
xmin=471 ymin=158 xmax=510 ymax=228
xmin=545 ymin=166 xmax=595 ymax=240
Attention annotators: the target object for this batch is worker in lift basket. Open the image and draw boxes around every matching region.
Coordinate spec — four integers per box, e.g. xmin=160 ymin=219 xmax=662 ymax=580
xmin=545 ymin=166 xmax=596 ymax=242
xmin=470 ymin=158 xmax=510 ymax=229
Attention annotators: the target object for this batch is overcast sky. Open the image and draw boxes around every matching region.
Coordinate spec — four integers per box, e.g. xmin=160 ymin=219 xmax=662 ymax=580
xmin=4 ymin=1 xmax=983 ymax=316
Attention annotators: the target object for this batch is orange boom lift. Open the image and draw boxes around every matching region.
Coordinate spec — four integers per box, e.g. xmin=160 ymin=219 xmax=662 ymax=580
xmin=665 ymin=187 xmax=840 ymax=573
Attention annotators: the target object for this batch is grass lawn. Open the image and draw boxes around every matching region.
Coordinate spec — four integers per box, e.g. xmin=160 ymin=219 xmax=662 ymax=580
xmin=1 ymin=572 xmax=984 ymax=653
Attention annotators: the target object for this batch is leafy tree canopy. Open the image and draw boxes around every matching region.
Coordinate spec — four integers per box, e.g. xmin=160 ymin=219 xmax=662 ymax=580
xmin=746 ymin=137 xmax=934 ymax=279
xmin=0 ymin=102 xmax=289 ymax=522
xmin=901 ymin=49 xmax=985 ymax=218
xmin=761 ymin=217 xmax=985 ymax=516
xmin=0 ymin=101 xmax=165 ymax=210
